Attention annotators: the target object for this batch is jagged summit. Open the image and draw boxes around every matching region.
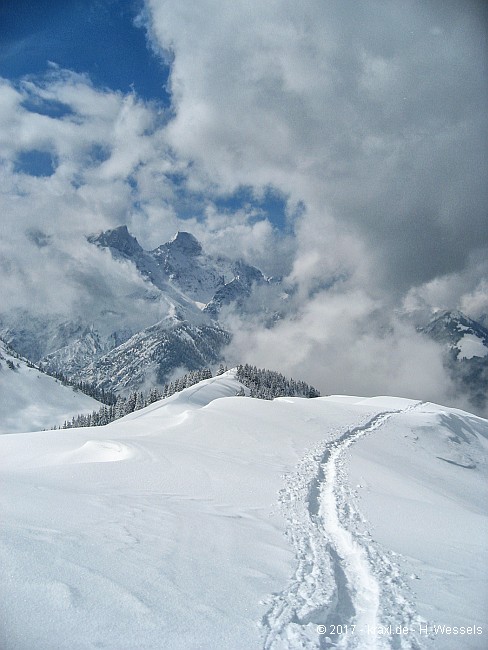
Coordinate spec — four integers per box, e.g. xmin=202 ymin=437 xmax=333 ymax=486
xmin=424 ymin=309 xmax=488 ymax=343
xmin=89 ymin=227 xmax=203 ymax=259
xmin=88 ymin=225 xmax=143 ymax=257
xmin=85 ymin=224 xmax=269 ymax=311
xmin=165 ymin=231 xmax=202 ymax=256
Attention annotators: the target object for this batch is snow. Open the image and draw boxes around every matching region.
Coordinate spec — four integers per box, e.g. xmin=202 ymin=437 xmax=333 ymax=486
xmin=0 ymin=340 xmax=102 ymax=433
xmin=456 ymin=333 xmax=488 ymax=360
xmin=348 ymin=403 xmax=488 ymax=649
xmin=0 ymin=372 xmax=487 ymax=649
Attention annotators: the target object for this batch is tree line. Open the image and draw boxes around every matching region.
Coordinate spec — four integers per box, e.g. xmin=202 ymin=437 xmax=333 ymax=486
xmin=235 ymin=364 xmax=320 ymax=400
xmin=57 ymin=368 xmax=213 ymax=429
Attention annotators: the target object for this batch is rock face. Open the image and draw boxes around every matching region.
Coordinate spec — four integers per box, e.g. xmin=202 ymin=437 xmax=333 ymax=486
xmin=421 ymin=310 xmax=488 ymax=353
xmin=87 ymin=225 xmax=143 ymax=258
xmin=1 ymin=226 xmax=270 ymax=394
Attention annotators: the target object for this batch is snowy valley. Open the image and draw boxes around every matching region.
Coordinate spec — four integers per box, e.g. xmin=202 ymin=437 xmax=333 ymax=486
xmin=0 ymin=370 xmax=486 ymax=649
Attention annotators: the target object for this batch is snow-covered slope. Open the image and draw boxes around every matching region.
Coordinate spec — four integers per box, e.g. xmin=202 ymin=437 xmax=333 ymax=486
xmin=0 ymin=373 xmax=486 ymax=649
xmin=347 ymin=397 xmax=488 ymax=649
xmin=0 ymin=340 xmax=102 ymax=433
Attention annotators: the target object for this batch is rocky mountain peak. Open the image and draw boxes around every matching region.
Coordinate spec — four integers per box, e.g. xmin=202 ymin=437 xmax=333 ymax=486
xmin=426 ymin=310 xmax=488 ymax=341
xmin=166 ymin=231 xmax=202 ymax=256
xmin=88 ymin=225 xmax=143 ymax=257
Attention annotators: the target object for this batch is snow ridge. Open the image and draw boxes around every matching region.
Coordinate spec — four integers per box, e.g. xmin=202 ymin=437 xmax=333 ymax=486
xmin=262 ymin=404 xmax=425 ymax=649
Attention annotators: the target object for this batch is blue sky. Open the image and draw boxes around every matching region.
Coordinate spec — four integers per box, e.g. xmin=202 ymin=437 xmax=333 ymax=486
xmin=0 ymin=0 xmax=170 ymax=103
xmin=0 ymin=0 xmax=289 ymax=230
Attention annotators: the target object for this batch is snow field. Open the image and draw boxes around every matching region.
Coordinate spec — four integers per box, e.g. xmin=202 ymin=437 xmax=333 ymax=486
xmin=348 ymin=403 xmax=488 ymax=650
xmin=0 ymin=374 xmax=486 ymax=649
xmin=262 ymin=404 xmax=426 ymax=649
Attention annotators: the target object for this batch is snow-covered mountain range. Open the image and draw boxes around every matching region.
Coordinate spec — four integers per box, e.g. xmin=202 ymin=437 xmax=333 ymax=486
xmin=88 ymin=226 xmax=270 ymax=311
xmin=0 ymin=226 xmax=270 ymax=394
xmin=420 ymin=310 xmax=488 ymax=360
xmin=1 ymin=226 xmax=487 ymax=411
xmin=77 ymin=319 xmax=230 ymax=394
xmin=1 ymin=371 xmax=486 ymax=649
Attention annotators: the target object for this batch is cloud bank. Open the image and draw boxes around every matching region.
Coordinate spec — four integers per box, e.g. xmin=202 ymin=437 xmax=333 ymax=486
xmin=142 ymin=0 xmax=487 ymax=409
xmin=145 ymin=0 xmax=487 ymax=292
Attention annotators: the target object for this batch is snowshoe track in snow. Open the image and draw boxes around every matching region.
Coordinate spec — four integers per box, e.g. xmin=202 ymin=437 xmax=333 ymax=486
xmin=262 ymin=403 xmax=426 ymax=649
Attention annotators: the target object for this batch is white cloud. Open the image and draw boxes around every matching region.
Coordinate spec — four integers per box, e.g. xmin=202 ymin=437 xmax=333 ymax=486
xmin=193 ymin=206 xmax=295 ymax=277
xmin=144 ymin=0 xmax=487 ymax=290
xmin=403 ymin=253 xmax=488 ymax=323
xmin=460 ymin=280 xmax=488 ymax=323
xmin=225 ymin=286 xmax=462 ymax=411
xmin=0 ymin=70 xmax=171 ymax=323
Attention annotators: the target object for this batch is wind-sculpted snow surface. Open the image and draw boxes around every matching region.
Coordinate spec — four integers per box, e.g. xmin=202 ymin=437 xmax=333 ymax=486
xmin=262 ymin=404 xmax=427 ymax=649
xmin=0 ymin=378 xmax=487 ymax=649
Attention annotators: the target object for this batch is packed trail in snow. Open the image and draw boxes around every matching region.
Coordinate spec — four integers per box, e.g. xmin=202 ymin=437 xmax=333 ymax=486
xmin=262 ymin=403 xmax=426 ymax=650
